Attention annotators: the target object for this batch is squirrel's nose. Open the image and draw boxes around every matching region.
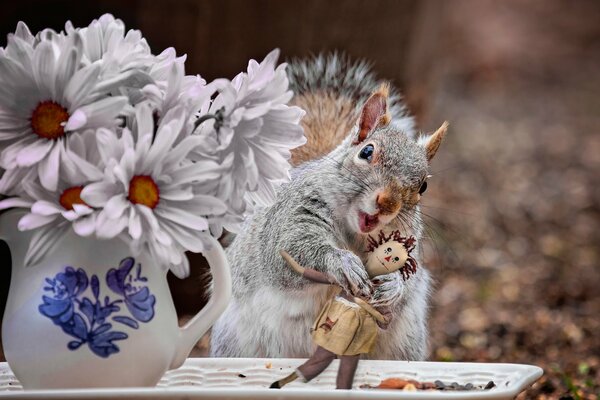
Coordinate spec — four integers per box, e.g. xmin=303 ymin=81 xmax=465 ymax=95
xmin=376 ymin=189 xmax=401 ymax=215
xmin=385 ymin=256 xmax=391 ymax=262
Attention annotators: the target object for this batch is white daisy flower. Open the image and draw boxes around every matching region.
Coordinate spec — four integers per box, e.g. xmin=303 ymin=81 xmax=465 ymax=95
xmin=141 ymin=57 xmax=202 ymax=118
xmin=141 ymin=46 xmax=229 ymax=119
xmin=81 ymin=103 xmax=226 ymax=277
xmin=0 ymin=28 xmax=129 ymax=193
xmin=64 ymin=14 xmax=160 ymax=107
xmin=193 ymin=49 xmax=306 ymax=233
xmin=65 ymin=14 xmax=152 ymax=74
xmin=0 ymin=136 xmax=103 ymax=265
xmin=0 ymin=132 xmax=103 ymax=265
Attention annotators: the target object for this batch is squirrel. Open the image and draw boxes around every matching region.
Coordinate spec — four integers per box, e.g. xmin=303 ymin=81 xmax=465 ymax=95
xmin=209 ymin=54 xmax=448 ymax=361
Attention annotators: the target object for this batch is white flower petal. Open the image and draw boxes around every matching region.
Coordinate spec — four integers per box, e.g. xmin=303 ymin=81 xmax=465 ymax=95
xmin=169 ymin=261 xmax=188 ymax=279
xmin=61 ymin=210 xmax=79 ymax=221
xmin=15 ymin=21 xmax=34 ymax=43
xmin=146 ymin=106 xmax=185 ymax=162
xmin=64 ymin=109 xmax=87 ymax=131
xmin=161 ymin=221 xmax=204 ymax=253
xmin=63 ymin=63 xmax=101 ymax=109
xmin=104 ymin=194 xmax=129 ymax=219
xmin=16 ymin=139 xmax=54 ymax=167
xmin=133 ymin=101 xmax=153 ymax=141
xmin=154 ymin=206 xmax=208 ymax=231
xmin=95 ymin=211 xmax=128 ymax=239
xmin=0 ymin=168 xmax=29 ymax=195
xmin=93 ymin=69 xmax=153 ymax=95
xmin=61 ymin=146 xmax=103 ymax=183
xmin=136 ymin=205 xmax=172 ymax=246
xmin=23 ymin=180 xmax=51 ymax=201
xmin=18 ymin=213 xmax=57 ymax=230
xmin=72 ymin=203 xmax=93 ymax=216
xmin=74 ymin=96 xmax=128 ymax=129
xmin=0 ymin=136 xmax=36 ymax=169
xmin=4 ymin=35 xmax=33 ymax=78
xmin=32 ymin=41 xmax=57 ymax=100
xmin=174 ymin=196 xmax=228 ymax=216
xmin=31 ymin=200 xmax=63 ymax=216
xmin=157 ymin=187 xmax=193 ymax=201
xmin=73 ymin=214 xmax=96 ymax=236
xmin=128 ymin=208 xmax=142 ymax=239
xmin=96 ymin=128 xmax=121 ymax=165
xmin=37 ymin=143 xmax=61 ymax=191
xmin=56 ymin=48 xmax=80 ymax=103
xmin=169 ymin=160 xmax=222 ymax=185
xmin=0 ymin=57 xmax=34 ymax=92
xmin=0 ymin=197 xmax=33 ymax=210
xmin=81 ymin=182 xmax=119 ymax=206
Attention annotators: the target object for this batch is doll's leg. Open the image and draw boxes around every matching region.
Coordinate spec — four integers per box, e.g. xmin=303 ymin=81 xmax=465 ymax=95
xmin=336 ymin=354 xmax=360 ymax=389
xmin=297 ymin=346 xmax=336 ymax=382
xmin=270 ymin=346 xmax=336 ymax=389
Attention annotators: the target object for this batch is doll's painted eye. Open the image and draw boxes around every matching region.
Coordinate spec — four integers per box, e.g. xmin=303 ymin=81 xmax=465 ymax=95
xmin=394 ymin=257 xmax=400 ymax=262
xmin=387 ymin=247 xmax=392 ymax=252
xmin=359 ymin=144 xmax=374 ymax=162
xmin=419 ymin=181 xmax=428 ymax=195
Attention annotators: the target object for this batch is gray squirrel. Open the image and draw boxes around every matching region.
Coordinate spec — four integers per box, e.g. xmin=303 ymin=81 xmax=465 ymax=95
xmin=209 ymin=54 xmax=447 ymax=360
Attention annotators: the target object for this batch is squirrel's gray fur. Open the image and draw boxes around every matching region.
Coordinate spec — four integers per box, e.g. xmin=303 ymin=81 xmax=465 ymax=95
xmin=210 ymin=54 xmax=435 ymax=360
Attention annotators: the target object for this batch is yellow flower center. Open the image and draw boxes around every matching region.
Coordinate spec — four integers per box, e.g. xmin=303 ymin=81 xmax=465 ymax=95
xmin=30 ymin=101 xmax=70 ymax=140
xmin=128 ymin=175 xmax=160 ymax=209
xmin=59 ymin=186 xmax=87 ymax=211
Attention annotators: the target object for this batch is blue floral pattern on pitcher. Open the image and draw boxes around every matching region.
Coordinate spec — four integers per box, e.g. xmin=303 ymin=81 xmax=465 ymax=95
xmin=38 ymin=257 xmax=156 ymax=358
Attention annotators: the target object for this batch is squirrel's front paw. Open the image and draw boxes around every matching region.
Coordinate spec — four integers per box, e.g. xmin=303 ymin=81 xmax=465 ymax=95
xmin=371 ymin=272 xmax=405 ymax=307
xmin=335 ymin=250 xmax=373 ymax=297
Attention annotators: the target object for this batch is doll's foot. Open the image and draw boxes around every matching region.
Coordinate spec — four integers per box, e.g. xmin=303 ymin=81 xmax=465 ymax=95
xmin=269 ymin=381 xmax=282 ymax=389
xmin=270 ymin=371 xmax=298 ymax=389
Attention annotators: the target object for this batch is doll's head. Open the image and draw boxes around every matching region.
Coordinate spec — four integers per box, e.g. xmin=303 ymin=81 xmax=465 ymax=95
xmin=365 ymin=230 xmax=417 ymax=280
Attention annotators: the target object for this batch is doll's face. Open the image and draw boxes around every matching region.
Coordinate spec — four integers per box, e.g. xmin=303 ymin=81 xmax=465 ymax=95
xmin=366 ymin=241 xmax=409 ymax=278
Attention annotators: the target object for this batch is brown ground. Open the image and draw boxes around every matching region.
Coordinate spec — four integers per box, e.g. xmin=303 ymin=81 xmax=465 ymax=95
xmin=405 ymin=2 xmax=600 ymax=398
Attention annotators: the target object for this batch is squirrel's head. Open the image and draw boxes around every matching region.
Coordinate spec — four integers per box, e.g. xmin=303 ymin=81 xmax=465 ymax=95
xmin=333 ymin=84 xmax=448 ymax=235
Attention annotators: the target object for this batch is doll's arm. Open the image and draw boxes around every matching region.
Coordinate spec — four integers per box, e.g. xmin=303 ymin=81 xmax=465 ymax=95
xmin=280 ymin=250 xmax=336 ymax=285
xmin=354 ymin=297 xmax=387 ymax=324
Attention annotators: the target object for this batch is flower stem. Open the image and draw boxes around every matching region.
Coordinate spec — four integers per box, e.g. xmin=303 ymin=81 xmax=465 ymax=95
xmin=193 ymin=107 xmax=226 ymax=144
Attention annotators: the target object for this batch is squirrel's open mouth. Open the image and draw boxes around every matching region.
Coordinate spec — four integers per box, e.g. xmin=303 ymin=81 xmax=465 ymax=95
xmin=358 ymin=211 xmax=379 ymax=233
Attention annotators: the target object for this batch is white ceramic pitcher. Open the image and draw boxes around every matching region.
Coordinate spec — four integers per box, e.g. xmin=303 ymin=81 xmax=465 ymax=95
xmin=0 ymin=209 xmax=231 ymax=389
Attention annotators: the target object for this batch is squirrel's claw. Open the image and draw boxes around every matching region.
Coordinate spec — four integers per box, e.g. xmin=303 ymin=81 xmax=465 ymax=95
xmin=338 ymin=250 xmax=373 ymax=297
xmin=370 ymin=272 xmax=405 ymax=308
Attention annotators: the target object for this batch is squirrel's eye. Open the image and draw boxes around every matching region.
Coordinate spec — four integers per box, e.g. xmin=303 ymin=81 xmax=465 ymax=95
xmin=358 ymin=144 xmax=374 ymax=162
xmin=419 ymin=181 xmax=428 ymax=195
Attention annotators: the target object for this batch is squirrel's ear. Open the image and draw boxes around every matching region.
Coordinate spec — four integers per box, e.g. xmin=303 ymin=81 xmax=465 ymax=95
xmin=423 ymin=121 xmax=449 ymax=161
xmin=354 ymin=83 xmax=391 ymax=145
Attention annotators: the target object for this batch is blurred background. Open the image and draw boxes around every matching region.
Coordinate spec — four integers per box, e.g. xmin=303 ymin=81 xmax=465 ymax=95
xmin=0 ymin=1 xmax=598 ymax=398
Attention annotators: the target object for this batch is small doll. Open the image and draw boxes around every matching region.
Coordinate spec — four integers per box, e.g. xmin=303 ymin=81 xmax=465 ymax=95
xmin=270 ymin=230 xmax=417 ymax=390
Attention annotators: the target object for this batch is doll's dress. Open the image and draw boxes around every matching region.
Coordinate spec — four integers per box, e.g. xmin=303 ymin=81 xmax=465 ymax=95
xmin=311 ymin=287 xmax=382 ymax=356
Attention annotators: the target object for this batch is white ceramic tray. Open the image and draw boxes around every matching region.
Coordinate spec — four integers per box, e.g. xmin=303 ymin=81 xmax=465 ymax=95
xmin=0 ymin=357 xmax=542 ymax=399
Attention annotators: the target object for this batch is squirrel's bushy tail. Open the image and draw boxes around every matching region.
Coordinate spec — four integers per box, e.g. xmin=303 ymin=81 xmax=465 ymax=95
xmin=287 ymin=53 xmax=415 ymax=165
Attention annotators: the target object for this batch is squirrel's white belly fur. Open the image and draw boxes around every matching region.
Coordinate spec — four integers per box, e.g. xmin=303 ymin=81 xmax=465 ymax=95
xmin=212 ymin=284 xmax=332 ymax=358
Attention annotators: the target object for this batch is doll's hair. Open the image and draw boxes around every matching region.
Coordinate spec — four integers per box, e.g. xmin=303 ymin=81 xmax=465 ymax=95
xmin=365 ymin=230 xmax=416 ymax=253
xmin=365 ymin=230 xmax=418 ymax=280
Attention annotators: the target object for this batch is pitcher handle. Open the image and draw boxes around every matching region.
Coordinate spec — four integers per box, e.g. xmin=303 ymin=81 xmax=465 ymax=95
xmin=170 ymin=234 xmax=232 ymax=368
